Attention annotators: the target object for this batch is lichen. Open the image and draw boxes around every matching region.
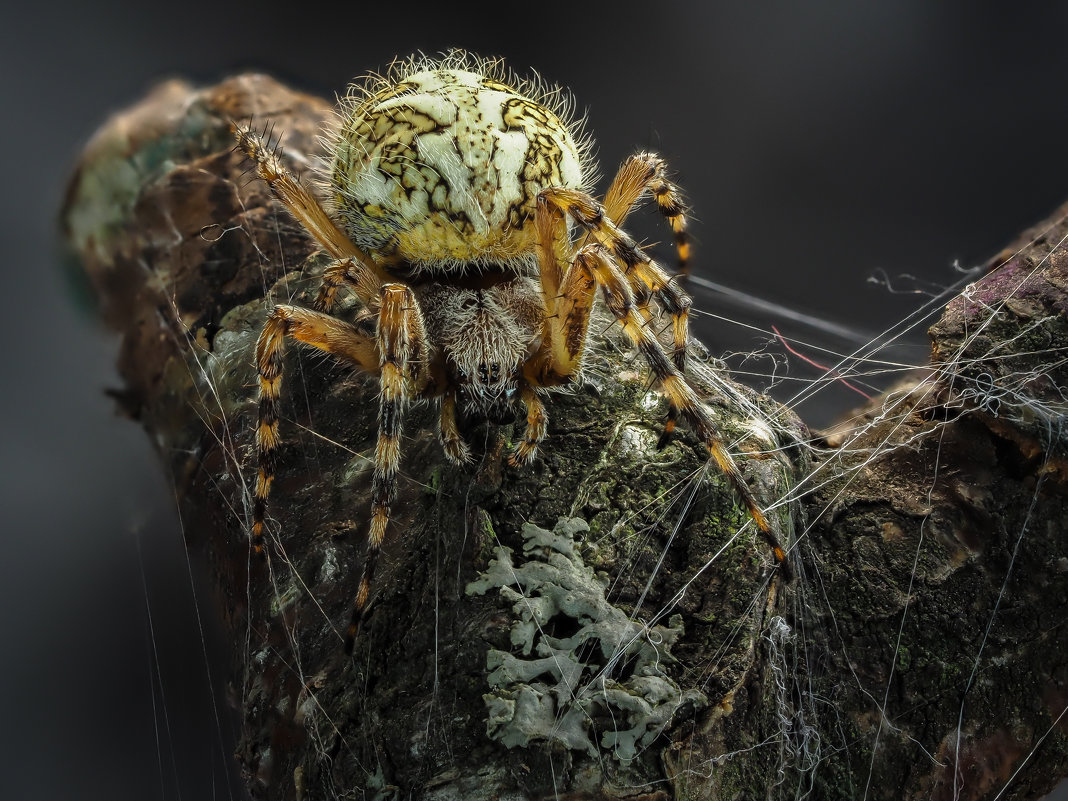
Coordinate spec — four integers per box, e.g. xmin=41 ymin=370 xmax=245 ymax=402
xmin=466 ymin=517 xmax=707 ymax=762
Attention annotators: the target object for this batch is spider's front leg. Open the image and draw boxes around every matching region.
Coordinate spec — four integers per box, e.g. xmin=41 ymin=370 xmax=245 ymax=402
xmin=518 ymin=180 xmax=686 ymax=463
xmin=253 ymin=306 xmax=380 ymax=555
xmin=515 ymin=195 xmax=601 ymax=462
xmin=546 ymin=186 xmax=696 ymax=446
xmin=345 ymin=284 xmax=430 ymax=652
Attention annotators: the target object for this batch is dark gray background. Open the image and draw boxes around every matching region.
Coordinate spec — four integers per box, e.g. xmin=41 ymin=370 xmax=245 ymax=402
xmin=4 ymin=2 xmax=1067 ymax=799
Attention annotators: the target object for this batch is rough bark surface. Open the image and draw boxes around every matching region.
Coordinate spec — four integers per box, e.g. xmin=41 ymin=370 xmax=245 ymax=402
xmin=62 ymin=76 xmax=1067 ymax=800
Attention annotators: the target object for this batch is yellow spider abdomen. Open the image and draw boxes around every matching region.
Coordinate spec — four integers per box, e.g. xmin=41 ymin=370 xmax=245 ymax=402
xmin=323 ymin=57 xmax=594 ymax=270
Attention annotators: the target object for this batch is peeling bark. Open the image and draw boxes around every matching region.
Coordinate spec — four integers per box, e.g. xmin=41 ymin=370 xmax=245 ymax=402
xmin=62 ymin=75 xmax=1066 ymax=800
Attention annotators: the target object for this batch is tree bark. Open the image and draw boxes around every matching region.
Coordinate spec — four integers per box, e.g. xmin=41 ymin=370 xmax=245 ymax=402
xmin=62 ymin=75 xmax=1067 ymax=800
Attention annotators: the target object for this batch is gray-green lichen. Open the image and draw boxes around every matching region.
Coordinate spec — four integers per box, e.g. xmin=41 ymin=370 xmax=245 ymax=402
xmin=466 ymin=517 xmax=707 ymax=762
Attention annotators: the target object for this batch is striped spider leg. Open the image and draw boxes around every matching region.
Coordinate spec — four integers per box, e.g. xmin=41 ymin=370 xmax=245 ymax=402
xmin=236 ymin=122 xmax=434 ymax=651
xmin=522 ymin=187 xmax=791 ymax=579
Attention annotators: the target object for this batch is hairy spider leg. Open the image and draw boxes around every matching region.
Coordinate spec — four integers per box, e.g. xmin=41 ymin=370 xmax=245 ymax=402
xmin=547 ymin=187 xmax=696 ymax=446
xmin=346 ymin=284 xmax=431 ymax=652
xmin=508 ymin=385 xmax=548 ymax=466
xmin=601 ymin=152 xmax=691 ymax=276
xmin=512 ymin=196 xmax=600 ymax=461
xmin=523 ymin=195 xmax=601 ymax=387
xmin=514 ymin=251 xmax=599 ymax=462
xmin=315 ymin=257 xmax=384 ymax=313
xmin=547 ymin=188 xmax=692 ymax=370
xmin=624 ymin=255 xmax=694 ymax=444
xmin=439 ymin=392 xmax=473 ymax=465
xmin=235 ymin=122 xmax=450 ymax=647
xmin=253 ymin=306 xmax=380 ymax=555
xmin=518 ymin=173 xmax=692 ymax=465
xmin=534 ymin=187 xmax=791 ymax=578
xmin=579 ymin=245 xmax=789 ymax=577
xmin=232 ymin=122 xmax=390 ymax=307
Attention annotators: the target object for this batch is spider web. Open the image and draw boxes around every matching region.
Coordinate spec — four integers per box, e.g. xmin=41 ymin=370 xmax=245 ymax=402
xmin=120 ymin=130 xmax=1067 ymax=801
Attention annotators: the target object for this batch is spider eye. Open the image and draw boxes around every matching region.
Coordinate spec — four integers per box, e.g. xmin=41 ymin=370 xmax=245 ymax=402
xmin=489 ymin=362 xmax=500 ymax=380
xmin=478 ymin=364 xmax=489 ymax=382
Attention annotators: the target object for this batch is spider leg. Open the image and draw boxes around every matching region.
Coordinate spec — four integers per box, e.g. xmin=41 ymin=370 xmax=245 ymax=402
xmin=508 ymin=384 xmax=548 ymax=466
xmin=600 ymin=152 xmax=691 ymax=275
xmin=315 ymin=257 xmax=385 ymax=313
xmin=626 ymin=256 xmax=694 ymax=445
xmin=524 ymin=195 xmax=600 ymax=388
xmin=576 ymin=243 xmax=790 ymax=579
xmin=233 ymin=122 xmax=391 ymax=307
xmin=547 ymin=188 xmax=692 ymax=372
xmin=345 ymin=284 xmax=430 ymax=652
xmin=439 ymin=391 xmax=472 ymax=465
xmin=253 ymin=305 xmax=380 ymax=555
xmin=526 ymin=193 xmax=781 ymax=570
xmin=518 ymin=196 xmax=606 ymax=462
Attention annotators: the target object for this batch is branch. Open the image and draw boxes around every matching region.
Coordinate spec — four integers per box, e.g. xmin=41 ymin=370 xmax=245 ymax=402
xmin=62 ymin=74 xmax=1067 ymax=801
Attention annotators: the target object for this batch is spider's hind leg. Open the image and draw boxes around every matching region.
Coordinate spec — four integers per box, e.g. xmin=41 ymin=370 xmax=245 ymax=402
xmin=232 ymin=121 xmax=391 ymax=308
xmin=602 ymin=152 xmax=691 ymax=277
xmin=573 ymin=243 xmax=791 ymax=580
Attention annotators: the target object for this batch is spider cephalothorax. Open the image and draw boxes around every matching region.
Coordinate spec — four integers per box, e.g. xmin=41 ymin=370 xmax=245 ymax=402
xmin=236 ymin=51 xmax=787 ymax=651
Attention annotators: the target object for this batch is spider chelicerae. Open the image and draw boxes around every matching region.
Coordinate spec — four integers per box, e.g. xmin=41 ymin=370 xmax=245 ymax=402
xmin=235 ymin=51 xmax=788 ymax=651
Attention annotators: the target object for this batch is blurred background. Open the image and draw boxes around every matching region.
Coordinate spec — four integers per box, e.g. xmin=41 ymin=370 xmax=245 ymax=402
xmin=4 ymin=2 xmax=1067 ymax=799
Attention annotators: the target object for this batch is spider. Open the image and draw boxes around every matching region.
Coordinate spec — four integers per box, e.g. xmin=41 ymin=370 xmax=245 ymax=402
xmin=235 ymin=52 xmax=788 ymax=651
